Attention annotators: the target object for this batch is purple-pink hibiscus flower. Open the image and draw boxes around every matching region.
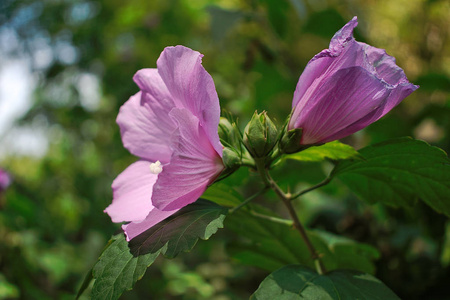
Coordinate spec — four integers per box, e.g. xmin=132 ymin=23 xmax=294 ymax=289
xmin=105 ymin=46 xmax=224 ymax=241
xmin=0 ymin=169 xmax=11 ymax=192
xmin=288 ymin=17 xmax=418 ymax=145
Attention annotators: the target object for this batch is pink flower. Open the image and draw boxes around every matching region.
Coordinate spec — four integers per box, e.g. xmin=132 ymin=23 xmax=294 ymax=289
xmin=288 ymin=17 xmax=419 ymax=145
xmin=0 ymin=169 xmax=11 ymax=192
xmin=105 ymin=46 xmax=224 ymax=241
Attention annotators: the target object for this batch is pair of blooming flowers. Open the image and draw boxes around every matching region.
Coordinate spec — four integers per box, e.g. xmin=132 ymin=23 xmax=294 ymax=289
xmin=105 ymin=17 xmax=418 ymax=240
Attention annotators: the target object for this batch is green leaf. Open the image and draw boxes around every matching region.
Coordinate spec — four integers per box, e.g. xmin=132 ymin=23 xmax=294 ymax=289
xmin=91 ymin=200 xmax=227 ymax=300
xmin=251 ymin=265 xmax=400 ymax=300
xmin=332 ymin=137 xmax=450 ymax=216
xmin=226 ymin=209 xmax=379 ymax=274
xmin=285 ymin=141 xmax=361 ymax=162
xmin=311 ymin=230 xmax=380 ymax=274
xmin=129 ymin=199 xmax=227 ymax=258
xmin=76 ymin=268 xmax=93 ymax=299
xmin=91 ymin=234 xmax=161 ymax=300
xmin=201 ymin=183 xmax=244 ymax=207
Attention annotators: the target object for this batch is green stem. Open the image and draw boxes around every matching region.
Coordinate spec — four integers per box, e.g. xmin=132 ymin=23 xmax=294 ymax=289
xmin=229 ymin=188 xmax=268 ymax=214
xmin=254 ymin=157 xmax=270 ymax=187
xmin=250 ymin=210 xmax=293 ymax=225
xmin=255 ymin=160 xmax=327 ymax=275
xmin=290 ymin=177 xmax=332 ymax=201
xmin=241 ymin=153 xmax=256 ymax=169
xmin=268 ymin=146 xmax=282 ymax=167
xmin=281 ymin=195 xmax=326 ymax=275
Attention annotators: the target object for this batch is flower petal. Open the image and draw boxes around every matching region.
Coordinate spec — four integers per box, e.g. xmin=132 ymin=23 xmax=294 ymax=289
xmin=117 ymin=90 xmax=176 ymax=163
xmin=329 ymin=16 xmax=358 ymax=55
xmin=152 ymin=108 xmax=224 ymax=211
xmin=362 ymin=44 xmax=420 ymax=104
xmin=292 ymin=53 xmax=335 ymax=109
xmin=105 ymin=160 xmax=158 ymax=223
xmin=122 ymin=207 xmax=179 ymax=241
xmin=290 ymin=66 xmax=392 ymax=144
xmin=363 ymin=44 xmax=405 ymax=85
xmin=292 ymin=17 xmax=369 ymax=110
xmin=157 ymin=46 xmax=222 ymax=156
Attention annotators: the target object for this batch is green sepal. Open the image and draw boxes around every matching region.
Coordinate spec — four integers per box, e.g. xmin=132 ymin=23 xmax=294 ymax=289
xmin=243 ymin=111 xmax=278 ymax=158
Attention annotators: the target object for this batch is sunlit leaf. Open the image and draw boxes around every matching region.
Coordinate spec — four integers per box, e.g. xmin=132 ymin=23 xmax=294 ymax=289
xmin=91 ymin=200 xmax=227 ymax=300
xmin=251 ymin=265 xmax=400 ymax=300
xmin=129 ymin=199 xmax=227 ymax=258
xmin=332 ymin=137 xmax=450 ymax=216
xmin=201 ymin=183 xmax=244 ymax=207
xmin=91 ymin=235 xmax=161 ymax=300
xmin=285 ymin=141 xmax=361 ymax=162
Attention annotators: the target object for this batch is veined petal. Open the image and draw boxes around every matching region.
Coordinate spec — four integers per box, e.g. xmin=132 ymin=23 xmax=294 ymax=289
xmin=325 ymin=81 xmax=417 ymax=143
xmin=363 ymin=44 xmax=405 ymax=85
xmin=133 ymin=68 xmax=171 ymax=100
xmin=122 ymin=207 xmax=179 ymax=241
xmin=292 ymin=52 xmax=335 ymax=109
xmin=157 ymin=46 xmax=222 ymax=156
xmin=291 ymin=67 xmax=392 ymax=145
xmin=117 ymin=90 xmax=176 ymax=163
xmin=152 ymin=108 xmax=224 ymax=211
xmin=105 ymin=161 xmax=158 ymax=223
xmin=329 ymin=16 xmax=358 ymax=55
xmin=324 ymin=80 xmax=417 ymax=143
xmin=293 ymin=17 xmax=370 ymax=110
xmin=294 ymin=17 xmax=358 ymax=107
xmin=362 ymin=44 xmax=420 ymax=109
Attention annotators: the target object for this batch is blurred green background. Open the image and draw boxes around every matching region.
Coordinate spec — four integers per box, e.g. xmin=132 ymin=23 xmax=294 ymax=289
xmin=0 ymin=0 xmax=449 ymax=299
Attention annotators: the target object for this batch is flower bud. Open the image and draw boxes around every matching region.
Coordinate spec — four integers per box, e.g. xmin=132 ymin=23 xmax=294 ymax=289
xmin=222 ymin=147 xmax=241 ymax=170
xmin=243 ymin=111 xmax=278 ymax=158
xmin=288 ymin=17 xmax=418 ymax=146
xmin=216 ymin=147 xmax=241 ymax=181
xmin=279 ymin=127 xmax=306 ymax=154
xmin=218 ymin=117 xmax=240 ymax=149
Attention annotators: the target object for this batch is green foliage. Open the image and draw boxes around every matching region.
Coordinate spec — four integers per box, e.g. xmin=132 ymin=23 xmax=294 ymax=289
xmin=332 ymin=138 xmax=450 ymax=215
xmin=201 ymin=183 xmax=244 ymax=207
xmin=87 ymin=200 xmax=226 ymax=300
xmin=91 ymin=234 xmax=161 ymax=300
xmin=251 ymin=265 xmax=400 ymax=300
xmin=285 ymin=141 xmax=361 ymax=162
xmin=226 ymin=207 xmax=379 ymax=274
xmin=1 ymin=0 xmax=450 ymax=298
xmin=129 ymin=200 xmax=228 ymax=258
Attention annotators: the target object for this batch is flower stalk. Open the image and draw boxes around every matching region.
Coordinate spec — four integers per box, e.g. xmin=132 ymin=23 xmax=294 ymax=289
xmin=290 ymin=177 xmax=332 ymax=202
xmin=254 ymin=158 xmax=327 ymax=275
